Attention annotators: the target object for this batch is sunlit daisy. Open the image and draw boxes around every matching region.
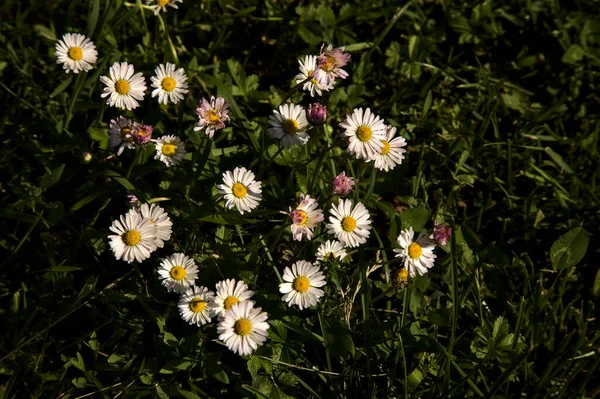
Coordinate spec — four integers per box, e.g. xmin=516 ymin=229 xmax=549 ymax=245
xmin=295 ymin=55 xmax=333 ymax=97
xmin=316 ymin=240 xmax=347 ymax=263
xmin=394 ymin=227 xmax=437 ymax=278
xmin=108 ymin=211 xmax=157 ymax=263
xmin=152 ymin=135 xmax=186 ymax=167
xmin=340 ymin=108 xmax=387 ymax=160
xmin=279 ymin=260 xmax=327 ymax=310
xmin=109 ymin=116 xmax=135 ymax=156
xmin=194 ymin=96 xmax=230 ymax=139
xmin=217 ymin=301 xmax=269 ymax=356
xmin=147 ymin=0 xmax=182 ymax=15
xmin=217 ymin=167 xmax=262 ymax=214
xmin=138 ymin=203 xmax=172 ymax=248
xmin=267 ymin=103 xmax=310 ymax=148
xmin=178 ymin=286 xmax=216 ymax=326
xmin=55 ymin=33 xmax=97 ymax=74
xmin=100 ymin=62 xmax=147 ymax=110
xmin=326 ymin=199 xmax=372 ymax=248
xmin=369 ymin=125 xmax=407 ymax=171
xmin=287 ymin=194 xmax=324 ymax=241
xmin=317 ymin=44 xmax=351 ymax=85
xmin=158 ymin=253 xmax=199 ymax=294
xmin=213 ymin=279 xmax=255 ymax=317
xmin=150 ymin=63 xmax=189 ymax=105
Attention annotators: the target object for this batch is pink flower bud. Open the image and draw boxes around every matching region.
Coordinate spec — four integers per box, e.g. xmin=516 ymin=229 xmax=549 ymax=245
xmin=307 ymin=102 xmax=327 ymax=125
xmin=431 ymin=221 xmax=452 ymax=246
xmin=131 ymin=122 xmax=153 ymax=145
xmin=332 ymin=171 xmax=355 ymax=196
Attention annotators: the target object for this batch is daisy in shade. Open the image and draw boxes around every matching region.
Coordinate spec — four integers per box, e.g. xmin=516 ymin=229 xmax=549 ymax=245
xmin=147 ymin=0 xmax=182 ymax=15
xmin=317 ymin=44 xmax=351 ymax=85
xmin=194 ymin=96 xmax=230 ymax=139
xmin=157 ymin=253 xmax=199 ymax=294
xmin=108 ymin=211 xmax=157 ymax=263
xmin=279 ymin=260 xmax=327 ymax=310
xmin=178 ymin=286 xmax=216 ymax=326
xmin=213 ymin=279 xmax=255 ymax=317
xmin=131 ymin=122 xmax=153 ymax=145
xmin=295 ymin=55 xmax=333 ymax=97
xmin=100 ymin=62 xmax=147 ymax=110
xmin=394 ymin=226 xmax=437 ymax=278
xmin=217 ymin=167 xmax=262 ymax=214
xmin=138 ymin=203 xmax=172 ymax=248
xmin=267 ymin=103 xmax=310 ymax=148
xmin=152 ymin=135 xmax=186 ymax=167
xmin=55 ymin=33 xmax=97 ymax=74
xmin=108 ymin=116 xmax=135 ymax=156
xmin=326 ymin=199 xmax=371 ymax=248
xmin=369 ymin=125 xmax=407 ymax=172
xmin=217 ymin=301 xmax=269 ymax=356
xmin=150 ymin=63 xmax=189 ymax=105
xmin=340 ymin=108 xmax=387 ymax=160
xmin=287 ymin=194 xmax=324 ymax=241
xmin=316 ymin=240 xmax=347 ymax=263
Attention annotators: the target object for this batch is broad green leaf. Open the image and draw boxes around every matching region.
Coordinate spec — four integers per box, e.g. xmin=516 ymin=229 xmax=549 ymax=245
xmin=399 ymin=207 xmax=430 ymax=231
xmin=178 ymin=390 xmax=202 ymax=399
xmin=88 ymin=127 xmax=109 ymax=149
xmin=322 ymin=317 xmax=354 ymax=358
xmin=71 ymin=377 xmax=86 ymax=389
xmin=592 ymin=268 xmax=600 ymax=297
xmin=562 ymin=44 xmax=585 ymax=65
xmin=550 ymin=227 xmax=590 ymax=269
xmin=40 ymin=164 xmax=65 ymax=189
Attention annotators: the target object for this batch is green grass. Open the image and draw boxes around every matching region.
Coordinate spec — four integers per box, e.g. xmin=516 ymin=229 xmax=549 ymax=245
xmin=1 ymin=0 xmax=599 ymax=398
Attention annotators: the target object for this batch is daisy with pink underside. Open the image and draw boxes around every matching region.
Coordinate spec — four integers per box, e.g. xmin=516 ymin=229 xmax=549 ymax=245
xmin=287 ymin=194 xmax=324 ymax=241
xmin=194 ymin=96 xmax=230 ymax=139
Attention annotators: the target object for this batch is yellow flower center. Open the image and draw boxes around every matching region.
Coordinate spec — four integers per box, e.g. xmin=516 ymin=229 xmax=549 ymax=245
xmin=408 ymin=243 xmax=422 ymax=259
xmin=232 ymin=183 xmax=247 ymax=199
xmin=121 ymin=127 xmax=132 ymax=140
xmin=169 ymin=266 xmax=187 ymax=281
xmin=206 ymin=110 xmax=220 ymax=124
xmin=295 ymin=210 xmax=308 ymax=225
xmin=161 ymin=77 xmax=176 ymax=92
xmin=115 ymin=79 xmax=130 ymax=95
xmin=234 ymin=318 xmax=252 ymax=336
xmin=283 ymin=119 xmax=299 ymax=135
xmin=322 ymin=55 xmax=335 ymax=71
xmin=292 ymin=276 xmax=310 ymax=293
xmin=122 ymin=230 xmax=141 ymax=246
xmin=161 ymin=143 xmax=177 ymax=157
xmin=381 ymin=140 xmax=391 ymax=155
xmin=224 ymin=296 xmax=239 ymax=310
xmin=395 ymin=268 xmax=409 ymax=288
xmin=157 ymin=0 xmax=169 ymax=6
xmin=324 ymin=252 xmax=335 ymax=261
xmin=190 ymin=299 xmax=206 ymax=313
xmin=357 ymin=126 xmax=372 ymax=142
xmin=68 ymin=46 xmax=83 ymax=61
xmin=341 ymin=216 xmax=357 ymax=232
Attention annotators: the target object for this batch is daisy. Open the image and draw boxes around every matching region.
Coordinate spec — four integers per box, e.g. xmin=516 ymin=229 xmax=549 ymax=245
xmin=369 ymin=125 xmax=407 ymax=171
xmin=147 ymin=0 xmax=182 ymax=15
xmin=108 ymin=116 xmax=135 ymax=156
xmin=157 ymin=253 xmax=199 ymax=293
xmin=217 ymin=167 xmax=262 ymax=214
xmin=131 ymin=122 xmax=153 ymax=145
xmin=178 ymin=286 xmax=216 ymax=326
xmin=295 ymin=55 xmax=333 ymax=97
xmin=108 ymin=211 xmax=157 ymax=263
xmin=394 ymin=227 xmax=437 ymax=278
xmin=194 ymin=96 xmax=230 ymax=139
xmin=316 ymin=240 xmax=347 ymax=263
xmin=339 ymin=108 xmax=387 ymax=160
xmin=326 ymin=199 xmax=372 ymax=248
xmin=279 ymin=260 xmax=327 ymax=310
xmin=55 ymin=33 xmax=97 ymax=74
xmin=317 ymin=44 xmax=351 ymax=85
xmin=138 ymin=203 xmax=172 ymax=248
xmin=150 ymin=63 xmax=189 ymax=105
xmin=288 ymin=194 xmax=324 ymax=241
xmin=100 ymin=62 xmax=147 ymax=111
xmin=213 ymin=279 xmax=255 ymax=317
xmin=217 ymin=301 xmax=269 ymax=356
xmin=267 ymin=103 xmax=310 ymax=148
xmin=152 ymin=135 xmax=186 ymax=167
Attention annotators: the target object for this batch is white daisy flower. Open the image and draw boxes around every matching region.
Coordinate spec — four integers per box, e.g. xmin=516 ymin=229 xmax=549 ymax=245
xmin=295 ymin=55 xmax=333 ymax=97
xmin=317 ymin=44 xmax=351 ymax=85
xmin=326 ymin=199 xmax=372 ymax=248
xmin=369 ymin=125 xmax=407 ymax=171
xmin=194 ymin=96 xmax=230 ymax=139
xmin=152 ymin=135 xmax=186 ymax=167
xmin=316 ymin=240 xmax=347 ymax=263
xmin=146 ymin=0 xmax=182 ymax=15
xmin=217 ymin=301 xmax=269 ymax=356
xmin=279 ymin=260 xmax=327 ymax=310
xmin=213 ymin=279 xmax=255 ymax=317
xmin=55 ymin=33 xmax=97 ymax=74
xmin=108 ymin=211 xmax=157 ymax=263
xmin=178 ymin=286 xmax=216 ymax=326
xmin=138 ymin=203 xmax=172 ymax=248
xmin=108 ymin=116 xmax=135 ymax=156
xmin=157 ymin=253 xmax=199 ymax=294
xmin=287 ymin=194 xmax=324 ymax=241
xmin=100 ymin=62 xmax=147 ymax=111
xmin=339 ymin=108 xmax=387 ymax=160
xmin=150 ymin=63 xmax=189 ymax=105
xmin=393 ymin=227 xmax=437 ymax=278
xmin=267 ymin=103 xmax=310 ymax=149
xmin=217 ymin=167 xmax=262 ymax=214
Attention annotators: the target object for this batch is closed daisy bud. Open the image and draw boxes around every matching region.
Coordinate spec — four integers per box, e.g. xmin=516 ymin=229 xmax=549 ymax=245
xmin=307 ymin=102 xmax=327 ymax=125
xmin=131 ymin=122 xmax=153 ymax=145
xmin=332 ymin=171 xmax=354 ymax=196
xmin=431 ymin=221 xmax=452 ymax=246
xmin=393 ymin=268 xmax=409 ymax=289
